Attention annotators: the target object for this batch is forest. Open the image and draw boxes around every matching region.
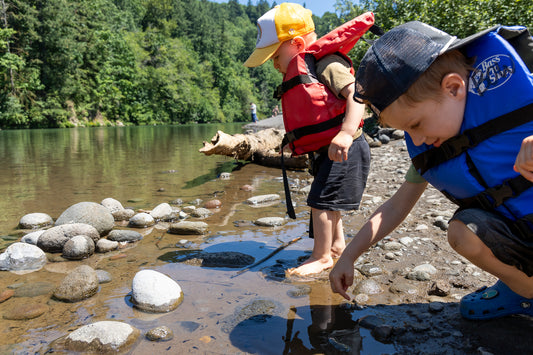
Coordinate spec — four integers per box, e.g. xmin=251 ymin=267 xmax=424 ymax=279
xmin=0 ymin=0 xmax=531 ymax=129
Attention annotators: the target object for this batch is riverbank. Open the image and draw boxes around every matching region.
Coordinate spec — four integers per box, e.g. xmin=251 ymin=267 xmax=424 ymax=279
xmin=0 ymin=125 xmax=532 ymax=354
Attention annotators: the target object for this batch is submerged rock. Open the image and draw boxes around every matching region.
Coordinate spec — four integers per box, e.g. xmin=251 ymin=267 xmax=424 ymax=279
xmin=168 ymin=221 xmax=208 ymax=235
xmin=3 ymin=303 xmax=48 ymax=320
xmin=245 ymin=194 xmax=280 ymax=205
xmin=146 ymin=326 xmax=174 ymax=341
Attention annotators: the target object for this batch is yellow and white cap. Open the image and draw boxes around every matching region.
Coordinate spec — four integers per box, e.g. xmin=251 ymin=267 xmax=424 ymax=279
xmin=244 ymin=3 xmax=314 ymax=67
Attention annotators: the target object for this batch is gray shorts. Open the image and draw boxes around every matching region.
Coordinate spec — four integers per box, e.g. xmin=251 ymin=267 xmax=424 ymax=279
xmin=451 ymin=208 xmax=533 ymax=277
xmin=306 ymin=135 xmax=370 ymax=211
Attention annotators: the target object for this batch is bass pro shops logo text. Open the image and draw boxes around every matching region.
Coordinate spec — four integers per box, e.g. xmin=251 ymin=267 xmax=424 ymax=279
xmin=469 ymin=54 xmax=514 ymax=96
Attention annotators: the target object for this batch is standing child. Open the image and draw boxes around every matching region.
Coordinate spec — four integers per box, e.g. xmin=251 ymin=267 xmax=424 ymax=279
xmin=330 ymin=21 xmax=533 ymax=319
xmin=244 ymin=3 xmax=374 ymax=276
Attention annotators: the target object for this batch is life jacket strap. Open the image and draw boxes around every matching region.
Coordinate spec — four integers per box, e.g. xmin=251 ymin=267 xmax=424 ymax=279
xmin=280 ymin=143 xmax=297 ymax=219
xmin=451 ymin=174 xmax=533 ymax=210
xmin=274 ymin=74 xmax=316 ymax=100
xmin=412 ymin=103 xmax=533 ymax=175
xmin=284 ymin=113 xmax=345 ymax=145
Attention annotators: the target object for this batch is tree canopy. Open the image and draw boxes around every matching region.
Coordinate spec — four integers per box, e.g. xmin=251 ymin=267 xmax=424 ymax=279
xmin=0 ymin=0 xmax=531 ymax=128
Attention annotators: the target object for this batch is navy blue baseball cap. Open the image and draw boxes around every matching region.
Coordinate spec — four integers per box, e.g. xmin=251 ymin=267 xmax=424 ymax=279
xmin=354 ymin=21 xmax=494 ymax=115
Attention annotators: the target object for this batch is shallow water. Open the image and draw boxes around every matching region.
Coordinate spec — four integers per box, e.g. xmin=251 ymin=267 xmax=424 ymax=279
xmin=0 ymin=124 xmax=396 ymax=354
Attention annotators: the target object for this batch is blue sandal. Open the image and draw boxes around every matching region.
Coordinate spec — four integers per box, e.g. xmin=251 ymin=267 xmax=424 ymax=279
xmin=460 ymin=280 xmax=533 ymax=320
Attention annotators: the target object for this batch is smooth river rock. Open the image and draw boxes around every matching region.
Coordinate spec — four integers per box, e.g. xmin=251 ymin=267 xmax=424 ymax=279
xmin=128 ymin=212 xmax=155 ymax=228
xmin=107 ymin=230 xmax=143 ymax=243
xmin=37 ymin=223 xmax=100 ymax=253
xmin=100 ymin=197 xmax=124 ymax=213
xmin=55 ymin=201 xmax=115 ymax=236
xmin=18 ymin=212 xmax=53 ymax=229
xmin=168 ymin=221 xmax=208 ymax=235
xmin=53 ymin=265 xmax=99 ymax=302
xmin=64 ymin=321 xmax=140 ymax=353
xmin=131 ymin=270 xmax=183 ymax=313
xmin=62 ymin=235 xmax=95 ymax=260
xmin=0 ymin=242 xmax=47 ymax=272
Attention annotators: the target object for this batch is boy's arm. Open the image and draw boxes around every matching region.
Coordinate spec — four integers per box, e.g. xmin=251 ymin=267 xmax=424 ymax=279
xmin=328 ymin=83 xmax=365 ymax=162
xmin=514 ymin=135 xmax=533 ymax=181
xmin=329 ymin=180 xmax=428 ymax=300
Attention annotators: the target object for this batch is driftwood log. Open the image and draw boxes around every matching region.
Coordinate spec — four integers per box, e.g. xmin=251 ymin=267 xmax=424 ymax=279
xmin=199 ymin=128 xmax=307 ymax=169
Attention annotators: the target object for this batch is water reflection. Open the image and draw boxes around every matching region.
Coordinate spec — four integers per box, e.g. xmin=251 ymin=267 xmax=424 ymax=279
xmin=0 ymin=124 xmax=244 ymax=236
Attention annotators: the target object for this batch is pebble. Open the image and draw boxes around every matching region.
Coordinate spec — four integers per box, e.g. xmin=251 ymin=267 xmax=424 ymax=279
xmin=204 ymin=199 xmax=222 ymax=209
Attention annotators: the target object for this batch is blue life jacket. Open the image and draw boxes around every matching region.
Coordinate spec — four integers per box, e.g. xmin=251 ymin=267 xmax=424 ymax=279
xmin=405 ymin=25 xmax=533 ymax=238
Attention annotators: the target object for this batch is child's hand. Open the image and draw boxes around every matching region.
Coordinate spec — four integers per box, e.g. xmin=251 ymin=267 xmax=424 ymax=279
xmin=514 ymin=136 xmax=533 ymax=182
xmin=329 ymin=257 xmax=354 ymax=300
xmin=328 ymin=131 xmax=353 ymax=162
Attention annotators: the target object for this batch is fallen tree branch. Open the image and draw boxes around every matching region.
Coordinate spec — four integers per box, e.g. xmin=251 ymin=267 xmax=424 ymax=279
xmin=199 ymin=128 xmax=307 ymax=169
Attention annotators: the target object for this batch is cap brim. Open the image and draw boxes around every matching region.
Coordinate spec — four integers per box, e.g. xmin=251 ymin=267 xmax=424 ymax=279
xmin=244 ymin=42 xmax=281 ymax=67
xmin=447 ymin=25 xmax=499 ymax=51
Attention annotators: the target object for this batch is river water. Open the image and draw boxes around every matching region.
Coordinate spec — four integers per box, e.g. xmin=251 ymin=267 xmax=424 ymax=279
xmin=0 ymin=124 xmax=394 ymax=354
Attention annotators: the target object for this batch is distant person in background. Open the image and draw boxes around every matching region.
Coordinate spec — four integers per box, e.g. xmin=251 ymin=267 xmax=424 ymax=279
xmin=250 ymin=102 xmax=258 ymax=123
xmin=272 ymin=105 xmax=279 ymax=117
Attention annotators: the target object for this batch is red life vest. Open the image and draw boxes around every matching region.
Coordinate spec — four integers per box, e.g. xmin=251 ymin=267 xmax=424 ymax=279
xmin=277 ymin=12 xmax=375 ymax=156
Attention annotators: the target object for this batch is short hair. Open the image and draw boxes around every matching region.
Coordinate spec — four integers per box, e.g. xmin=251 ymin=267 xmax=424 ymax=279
xmin=398 ymin=50 xmax=473 ymax=106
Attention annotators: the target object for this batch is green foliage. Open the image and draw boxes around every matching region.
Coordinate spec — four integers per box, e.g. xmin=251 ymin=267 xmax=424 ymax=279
xmin=0 ymin=0 xmax=531 ymax=129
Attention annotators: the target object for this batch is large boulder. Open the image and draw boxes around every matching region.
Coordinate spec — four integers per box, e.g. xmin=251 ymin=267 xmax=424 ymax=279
xmin=55 ymin=202 xmax=114 ymax=236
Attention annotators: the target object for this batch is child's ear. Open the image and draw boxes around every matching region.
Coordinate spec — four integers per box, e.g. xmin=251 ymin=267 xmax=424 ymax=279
xmin=441 ymin=73 xmax=466 ymax=99
xmin=290 ymin=36 xmax=306 ymax=51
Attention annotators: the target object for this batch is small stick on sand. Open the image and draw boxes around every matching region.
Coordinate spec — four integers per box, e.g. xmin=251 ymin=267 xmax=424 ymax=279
xmin=231 ymin=236 xmax=302 ymax=278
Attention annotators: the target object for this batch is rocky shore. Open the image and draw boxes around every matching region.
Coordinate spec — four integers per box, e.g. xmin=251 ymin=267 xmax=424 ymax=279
xmin=0 ymin=121 xmax=532 ymax=354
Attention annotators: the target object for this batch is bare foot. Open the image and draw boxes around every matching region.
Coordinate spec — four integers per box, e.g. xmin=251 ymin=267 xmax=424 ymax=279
xmin=286 ymin=256 xmax=334 ymax=276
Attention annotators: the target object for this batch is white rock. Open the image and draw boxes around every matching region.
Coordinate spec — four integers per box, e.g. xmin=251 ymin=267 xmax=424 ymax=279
xmin=65 ymin=321 xmax=139 ymax=353
xmin=150 ymin=203 xmax=174 ymax=220
xmin=0 ymin=242 xmax=47 ymax=271
xmin=412 ymin=263 xmax=437 ymax=275
xmin=128 ymin=212 xmax=155 ymax=228
xmin=245 ymin=194 xmax=280 ymax=205
xmin=132 ymin=270 xmax=183 ymax=313
xmin=399 ymin=237 xmax=414 ymax=246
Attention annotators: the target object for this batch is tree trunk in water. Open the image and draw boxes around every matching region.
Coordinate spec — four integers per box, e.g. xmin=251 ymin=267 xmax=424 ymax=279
xmin=199 ymin=128 xmax=307 ymax=170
